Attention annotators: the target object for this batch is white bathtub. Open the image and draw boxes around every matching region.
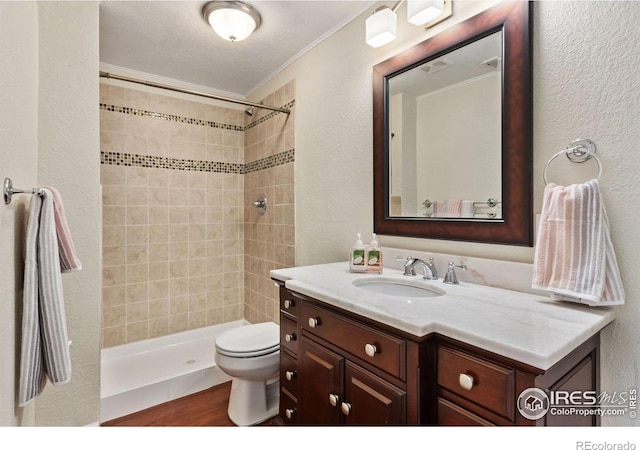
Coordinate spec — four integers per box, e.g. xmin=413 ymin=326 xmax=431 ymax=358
xmin=100 ymin=320 xmax=245 ymax=423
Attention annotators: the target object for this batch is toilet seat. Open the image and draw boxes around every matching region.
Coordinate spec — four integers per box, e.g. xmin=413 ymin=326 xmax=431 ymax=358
xmin=215 ymin=322 xmax=280 ymax=358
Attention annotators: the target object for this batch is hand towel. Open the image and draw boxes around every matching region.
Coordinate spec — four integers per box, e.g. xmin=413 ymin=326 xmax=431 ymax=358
xmin=44 ymin=186 xmax=82 ymax=273
xmin=532 ymin=179 xmax=625 ymax=306
xmin=433 ymin=200 xmax=463 ymax=217
xmin=19 ymin=189 xmax=72 ymax=406
xmin=461 ymin=200 xmax=475 ymax=218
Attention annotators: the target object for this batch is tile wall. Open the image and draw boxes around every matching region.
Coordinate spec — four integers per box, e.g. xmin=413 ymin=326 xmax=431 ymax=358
xmin=244 ymin=83 xmax=295 ymax=324
xmin=99 ymin=81 xmax=295 ymax=347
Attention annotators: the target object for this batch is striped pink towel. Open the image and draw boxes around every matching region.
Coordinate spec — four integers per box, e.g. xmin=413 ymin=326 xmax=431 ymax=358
xmin=19 ymin=189 xmax=72 ymax=406
xmin=433 ymin=199 xmax=463 ymax=217
xmin=532 ymin=179 xmax=624 ymax=306
xmin=44 ymin=186 xmax=82 ymax=272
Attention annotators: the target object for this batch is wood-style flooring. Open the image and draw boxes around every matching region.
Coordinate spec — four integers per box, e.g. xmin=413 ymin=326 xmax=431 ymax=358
xmin=101 ymin=381 xmax=278 ymax=427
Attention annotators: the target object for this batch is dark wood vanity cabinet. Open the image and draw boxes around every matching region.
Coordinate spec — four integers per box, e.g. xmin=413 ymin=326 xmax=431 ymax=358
xmin=276 ymin=284 xmax=600 ymax=426
xmin=435 ymin=335 xmax=600 ymax=426
xmin=277 ymin=285 xmax=427 ymax=425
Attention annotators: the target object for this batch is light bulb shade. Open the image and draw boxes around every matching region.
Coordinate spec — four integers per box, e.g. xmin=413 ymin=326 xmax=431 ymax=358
xmin=203 ymin=1 xmax=261 ymax=42
xmin=366 ymin=7 xmax=397 ymax=48
xmin=407 ymin=0 xmax=445 ymax=26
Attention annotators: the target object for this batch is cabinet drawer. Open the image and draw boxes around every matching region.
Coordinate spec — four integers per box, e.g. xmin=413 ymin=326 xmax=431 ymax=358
xmin=438 ymin=346 xmax=515 ymax=421
xmin=280 ymin=288 xmax=298 ymax=318
xmin=437 ymin=397 xmax=494 ymax=426
xmin=280 ymin=350 xmax=298 ymax=397
xmin=280 ymin=388 xmax=299 ymax=425
xmin=280 ymin=315 xmax=298 ymax=355
xmin=300 ymin=302 xmax=406 ymax=380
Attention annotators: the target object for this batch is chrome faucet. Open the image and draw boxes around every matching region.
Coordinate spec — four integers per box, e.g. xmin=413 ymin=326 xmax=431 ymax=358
xmin=443 ymin=261 xmax=468 ymax=285
xmin=403 ymin=257 xmax=438 ymax=280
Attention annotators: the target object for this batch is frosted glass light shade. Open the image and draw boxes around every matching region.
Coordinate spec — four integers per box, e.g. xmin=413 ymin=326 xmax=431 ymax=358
xmin=408 ymin=0 xmax=444 ymax=26
xmin=203 ymin=1 xmax=261 ymax=42
xmin=366 ymin=7 xmax=397 ymax=48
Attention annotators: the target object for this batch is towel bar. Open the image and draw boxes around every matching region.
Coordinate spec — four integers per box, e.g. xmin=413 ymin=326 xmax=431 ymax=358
xmin=3 ymin=177 xmax=44 ymax=205
xmin=543 ymin=138 xmax=602 ymax=185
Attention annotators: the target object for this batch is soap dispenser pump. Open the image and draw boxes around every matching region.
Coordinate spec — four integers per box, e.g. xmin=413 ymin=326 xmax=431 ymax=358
xmin=349 ymin=233 xmax=367 ymax=272
xmin=366 ymin=233 xmax=382 ymax=274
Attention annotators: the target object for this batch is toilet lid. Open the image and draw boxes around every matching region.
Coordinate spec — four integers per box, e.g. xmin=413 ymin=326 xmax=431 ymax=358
xmin=215 ymin=322 xmax=280 ymax=358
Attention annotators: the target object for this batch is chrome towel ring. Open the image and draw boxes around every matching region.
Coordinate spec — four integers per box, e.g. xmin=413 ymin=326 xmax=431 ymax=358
xmin=543 ymin=138 xmax=602 ymax=185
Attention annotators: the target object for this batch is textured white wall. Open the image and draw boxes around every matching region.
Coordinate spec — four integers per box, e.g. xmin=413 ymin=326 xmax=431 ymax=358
xmin=250 ymin=1 xmax=640 ymax=426
xmin=33 ymin=1 xmax=101 ymax=426
xmin=0 ymin=1 xmax=39 ymax=426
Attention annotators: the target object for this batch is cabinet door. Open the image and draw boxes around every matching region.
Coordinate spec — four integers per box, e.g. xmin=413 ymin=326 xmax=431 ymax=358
xmin=342 ymin=361 xmax=406 ymax=425
xmin=299 ymin=337 xmax=344 ymax=424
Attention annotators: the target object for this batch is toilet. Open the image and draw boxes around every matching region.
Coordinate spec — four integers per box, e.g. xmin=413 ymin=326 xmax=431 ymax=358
xmin=214 ymin=321 xmax=280 ymax=426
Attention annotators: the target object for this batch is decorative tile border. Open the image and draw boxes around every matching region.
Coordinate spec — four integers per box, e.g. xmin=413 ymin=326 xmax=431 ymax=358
xmin=100 ymin=148 xmax=295 ymax=174
xmin=244 ymin=149 xmax=295 ymax=173
xmin=99 ymin=99 xmax=295 ymax=133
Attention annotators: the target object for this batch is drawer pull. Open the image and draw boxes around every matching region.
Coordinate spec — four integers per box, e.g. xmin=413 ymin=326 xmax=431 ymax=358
xmin=284 ymin=299 xmax=293 ymax=309
xmin=285 ymin=333 xmax=296 ymax=342
xmin=364 ymin=343 xmax=378 ymax=357
xmin=341 ymin=402 xmax=352 ymax=416
xmin=285 ymin=370 xmax=297 ymax=381
xmin=459 ymin=373 xmax=475 ymax=391
xmin=329 ymin=393 xmax=340 ymax=407
xmin=285 ymin=408 xmax=296 ymax=419
xmin=308 ymin=317 xmax=320 ymax=328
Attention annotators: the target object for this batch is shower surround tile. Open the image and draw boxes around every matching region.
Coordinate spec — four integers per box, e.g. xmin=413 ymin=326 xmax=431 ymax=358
xmin=100 ymin=81 xmax=295 ymax=347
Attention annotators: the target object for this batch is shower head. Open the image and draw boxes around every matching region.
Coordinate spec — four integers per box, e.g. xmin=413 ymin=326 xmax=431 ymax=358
xmin=245 ymin=106 xmax=254 ymax=116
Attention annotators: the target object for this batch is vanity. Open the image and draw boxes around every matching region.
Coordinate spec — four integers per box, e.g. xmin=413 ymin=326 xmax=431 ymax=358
xmin=271 ymin=262 xmax=615 ymax=426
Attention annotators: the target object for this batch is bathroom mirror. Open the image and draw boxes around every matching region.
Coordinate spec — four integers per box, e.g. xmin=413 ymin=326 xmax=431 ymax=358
xmin=373 ymin=1 xmax=532 ymax=245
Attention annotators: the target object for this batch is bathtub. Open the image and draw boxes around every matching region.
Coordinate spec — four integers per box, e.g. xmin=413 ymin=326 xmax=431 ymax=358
xmin=100 ymin=320 xmax=245 ymax=423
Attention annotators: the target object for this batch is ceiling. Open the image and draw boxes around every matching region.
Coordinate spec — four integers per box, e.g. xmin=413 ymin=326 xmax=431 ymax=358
xmin=99 ymin=1 xmax=376 ymax=98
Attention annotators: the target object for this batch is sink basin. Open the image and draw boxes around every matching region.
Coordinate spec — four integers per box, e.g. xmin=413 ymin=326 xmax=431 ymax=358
xmin=352 ymin=277 xmax=446 ymax=298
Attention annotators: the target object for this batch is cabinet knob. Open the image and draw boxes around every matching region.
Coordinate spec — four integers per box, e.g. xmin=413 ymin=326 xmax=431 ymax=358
xmin=285 ymin=408 xmax=296 ymax=419
xmin=459 ymin=373 xmax=475 ymax=391
xmin=283 ymin=299 xmax=293 ymax=309
xmin=341 ymin=402 xmax=352 ymax=416
xmin=364 ymin=343 xmax=378 ymax=358
xmin=329 ymin=393 xmax=340 ymax=407
xmin=285 ymin=333 xmax=296 ymax=342
xmin=285 ymin=370 xmax=297 ymax=381
xmin=308 ymin=317 xmax=319 ymax=328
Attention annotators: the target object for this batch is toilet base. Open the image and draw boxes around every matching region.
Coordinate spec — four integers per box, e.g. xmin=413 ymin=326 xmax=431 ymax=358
xmin=227 ymin=376 xmax=279 ymax=426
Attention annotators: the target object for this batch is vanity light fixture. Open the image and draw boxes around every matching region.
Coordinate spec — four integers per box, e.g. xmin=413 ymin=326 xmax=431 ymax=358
xmin=366 ymin=6 xmax=399 ymax=48
xmin=366 ymin=0 xmax=452 ymax=48
xmin=202 ymin=1 xmax=262 ymax=42
xmin=407 ymin=0 xmax=444 ymax=25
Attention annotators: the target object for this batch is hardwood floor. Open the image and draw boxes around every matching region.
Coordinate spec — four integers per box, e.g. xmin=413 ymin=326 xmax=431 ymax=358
xmin=101 ymin=381 xmax=278 ymax=427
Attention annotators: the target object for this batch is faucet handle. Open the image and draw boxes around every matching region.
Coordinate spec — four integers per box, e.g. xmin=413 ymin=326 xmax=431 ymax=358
xmin=399 ymin=256 xmax=417 ymax=276
xmin=443 ymin=262 xmax=467 ymax=285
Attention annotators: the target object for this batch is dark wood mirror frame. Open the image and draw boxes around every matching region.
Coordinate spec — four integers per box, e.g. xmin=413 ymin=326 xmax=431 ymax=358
xmin=373 ymin=1 xmax=532 ymax=246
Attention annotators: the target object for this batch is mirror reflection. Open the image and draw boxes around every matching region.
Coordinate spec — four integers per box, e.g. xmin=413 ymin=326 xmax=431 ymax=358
xmin=388 ymin=30 xmax=502 ymax=219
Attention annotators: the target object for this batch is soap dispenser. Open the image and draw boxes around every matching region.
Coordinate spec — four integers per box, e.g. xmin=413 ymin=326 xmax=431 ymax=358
xmin=349 ymin=233 xmax=367 ymax=272
xmin=366 ymin=233 xmax=382 ymax=274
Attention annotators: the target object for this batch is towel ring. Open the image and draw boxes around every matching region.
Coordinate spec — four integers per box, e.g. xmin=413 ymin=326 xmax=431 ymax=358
xmin=543 ymin=138 xmax=602 ymax=185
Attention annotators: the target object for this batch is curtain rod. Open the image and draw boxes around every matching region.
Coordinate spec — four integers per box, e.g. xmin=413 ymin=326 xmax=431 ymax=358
xmin=99 ymin=71 xmax=291 ymax=115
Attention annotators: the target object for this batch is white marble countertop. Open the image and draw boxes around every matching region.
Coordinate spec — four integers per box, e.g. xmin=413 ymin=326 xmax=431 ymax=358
xmin=270 ymin=262 xmax=616 ymax=371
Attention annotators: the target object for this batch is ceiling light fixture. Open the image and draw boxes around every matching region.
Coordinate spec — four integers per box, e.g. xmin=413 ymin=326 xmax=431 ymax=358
xmin=202 ymin=1 xmax=262 ymax=42
xmin=366 ymin=0 xmax=452 ymax=48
